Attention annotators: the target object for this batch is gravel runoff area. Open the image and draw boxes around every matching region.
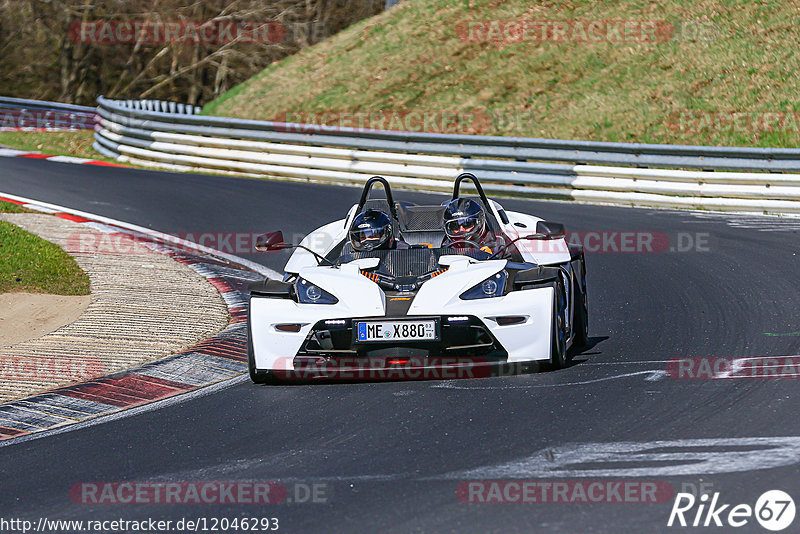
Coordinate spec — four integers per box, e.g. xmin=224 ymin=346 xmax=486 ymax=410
xmin=0 ymin=213 xmax=230 ymax=402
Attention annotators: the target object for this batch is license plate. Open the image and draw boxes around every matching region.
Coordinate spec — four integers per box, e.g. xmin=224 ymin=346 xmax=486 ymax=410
xmin=356 ymin=320 xmax=437 ymax=342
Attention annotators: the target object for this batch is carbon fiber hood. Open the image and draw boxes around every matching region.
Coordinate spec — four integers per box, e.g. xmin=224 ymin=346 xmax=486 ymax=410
xmin=347 ymin=247 xmax=488 ymax=278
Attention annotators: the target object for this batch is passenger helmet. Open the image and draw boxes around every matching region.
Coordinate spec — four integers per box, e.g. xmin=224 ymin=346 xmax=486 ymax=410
xmin=443 ymin=198 xmax=485 ymax=241
xmin=349 ymin=209 xmax=393 ymax=251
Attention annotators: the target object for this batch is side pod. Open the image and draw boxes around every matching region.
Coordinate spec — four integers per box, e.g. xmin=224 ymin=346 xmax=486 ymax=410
xmin=249 ymin=279 xmax=293 ymax=298
xmin=513 ymin=266 xmax=561 ymax=289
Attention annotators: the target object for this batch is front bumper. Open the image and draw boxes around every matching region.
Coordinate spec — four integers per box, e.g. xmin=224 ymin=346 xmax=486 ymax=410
xmin=250 ymin=283 xmax=555 ymax=379
xmin=287 ymin=315 xmax=504 ymax=378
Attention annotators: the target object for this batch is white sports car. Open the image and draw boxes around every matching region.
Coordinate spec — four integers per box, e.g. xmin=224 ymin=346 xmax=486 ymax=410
xmin=247 ymin=173 xmax=588 ymax=382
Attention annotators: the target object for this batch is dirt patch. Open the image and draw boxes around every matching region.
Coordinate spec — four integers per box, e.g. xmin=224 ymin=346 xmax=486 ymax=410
xmin=0 ymin=292 xmax=91 ymax=348
xmin=0 ymin=212 xmax=229 ymax=403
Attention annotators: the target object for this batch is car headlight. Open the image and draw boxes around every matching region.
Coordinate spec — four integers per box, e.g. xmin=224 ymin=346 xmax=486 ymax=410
xmin=460 ymin=271 xmax=507 ymax=300
xmin=296 ymin=277 xmax=339 ymax=304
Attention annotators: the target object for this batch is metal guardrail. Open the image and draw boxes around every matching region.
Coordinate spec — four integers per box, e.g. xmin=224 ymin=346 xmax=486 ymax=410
xmin=112 ymin=99 xmax=201 ymax=115
xmin=0 ymin=96 xmax=94 ymax=113
xmin=88 ymin=96 xmax=800 ymax=215
xmin=97 ymin=97 xmax=800 ymax=172
xmin=0 ymin=96 xmax=96 ymax=130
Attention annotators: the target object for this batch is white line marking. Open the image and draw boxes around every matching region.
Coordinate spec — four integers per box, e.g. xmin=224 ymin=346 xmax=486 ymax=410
xmin=715 ymin=358 xmax=746 ymax=379
xmin=582 ymin=360 xmax=675 ymax=365
xmin=0 ymin=148 xmax=28 ymax=156
xmin=22 ymin=203 xmax=59 ymax=213
xmin=432 ymin=370 xmax=667 ymax=390
xmin=714 ymin=356 xmax=800 ymax=379
xmin=46 ymin=155 xmax=92 ymax=164
xmin=443 ymin=436 xmax=800 ymax=479
xmin=0 ymin=190 xmax=281 ymax=279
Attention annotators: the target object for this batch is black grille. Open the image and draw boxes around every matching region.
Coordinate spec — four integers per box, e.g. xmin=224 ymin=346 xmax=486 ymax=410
xmin=398 ymin=205 xmax=446 ymax=232
xmin=295 ymin=315 xmax=507 ymax=361
xmin=361 ymin=198 xmax=393 ymax=213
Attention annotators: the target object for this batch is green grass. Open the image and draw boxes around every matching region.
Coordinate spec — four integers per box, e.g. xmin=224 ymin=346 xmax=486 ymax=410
xmin=0 ymin=199 xmax=32 ymax=214
xmin=0 ymin=130 xmax=118 ymax=162
xmin=203 ymin=0 xmax=800 ymax=148
xmin=0 ymin=208 xmax=91 ymax=295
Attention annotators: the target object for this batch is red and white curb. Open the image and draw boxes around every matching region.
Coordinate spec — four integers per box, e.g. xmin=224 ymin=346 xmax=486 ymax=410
xmin=0 ymin=191 xmax=280 ymax=443
xmin=0 ymin=147 xmax=127 ymax=167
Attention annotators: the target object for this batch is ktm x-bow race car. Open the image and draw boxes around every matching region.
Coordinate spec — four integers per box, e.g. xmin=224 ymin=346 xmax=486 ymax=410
xmin=247 ymin=173 xmax=588 ymax=382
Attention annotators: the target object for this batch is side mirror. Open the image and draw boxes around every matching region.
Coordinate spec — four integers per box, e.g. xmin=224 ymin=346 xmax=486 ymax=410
xmin=535 ymin=221 xmax=566 ymax=240
xmin=255 ymin=231 xmax=289 ymax=251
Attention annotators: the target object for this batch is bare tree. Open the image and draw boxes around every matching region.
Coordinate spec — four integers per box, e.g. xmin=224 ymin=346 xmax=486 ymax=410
xmin=0 ymin=0 xmax=385 ymax=105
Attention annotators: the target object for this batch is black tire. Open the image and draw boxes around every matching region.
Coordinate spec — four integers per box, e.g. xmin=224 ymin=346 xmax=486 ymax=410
xmin=549 ymin=280 xmax=568 ymax=370
xmin=573 ymin=259 xmax=589 ymax=347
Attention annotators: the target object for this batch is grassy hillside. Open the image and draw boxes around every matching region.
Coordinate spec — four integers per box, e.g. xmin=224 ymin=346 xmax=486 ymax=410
xmin=203 ymin=0 xmax=800 ymax=148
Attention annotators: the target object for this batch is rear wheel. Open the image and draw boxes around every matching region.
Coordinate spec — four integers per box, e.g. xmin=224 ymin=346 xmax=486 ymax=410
xmin=549 ymin=281 xmax=568 ymax=370
xmin=573 ymin=259 xmax=589 ymax=347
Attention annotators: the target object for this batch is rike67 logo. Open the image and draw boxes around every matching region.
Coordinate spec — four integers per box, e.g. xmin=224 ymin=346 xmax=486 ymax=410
xmin=668 ymin=490 xmax=795 ymax=531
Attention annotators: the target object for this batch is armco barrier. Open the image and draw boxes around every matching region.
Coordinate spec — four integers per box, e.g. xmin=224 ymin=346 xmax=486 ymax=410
xmin=0 ymin=96 xmax=96 ymax=130
xmin=77 ymin=97 xmax=800 ymax=215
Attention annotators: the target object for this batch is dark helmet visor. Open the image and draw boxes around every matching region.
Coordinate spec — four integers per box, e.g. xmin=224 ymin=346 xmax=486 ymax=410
xmin=444 ymin=214 xmax=482 ymax=238
xmin=349 ymin=223 xmax=390 ymax=251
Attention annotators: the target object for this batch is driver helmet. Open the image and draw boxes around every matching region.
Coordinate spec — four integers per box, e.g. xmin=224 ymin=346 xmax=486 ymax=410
xmin=443 ymin=198 xmax=485 ymax=242
xmin=349 ymin=209 xmax=393 ymax=251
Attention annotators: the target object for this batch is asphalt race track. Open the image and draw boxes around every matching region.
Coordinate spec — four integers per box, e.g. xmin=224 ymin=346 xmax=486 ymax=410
xmin=2 ymin=158 xmax=800 ymax=533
